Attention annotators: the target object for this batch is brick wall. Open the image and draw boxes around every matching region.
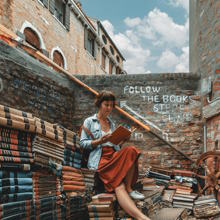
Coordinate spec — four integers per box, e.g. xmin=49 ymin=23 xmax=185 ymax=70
xmin=190 ymin=1 xmax=220 ymax=153
xmin=0 ymin=42 xmax=204 ymax=171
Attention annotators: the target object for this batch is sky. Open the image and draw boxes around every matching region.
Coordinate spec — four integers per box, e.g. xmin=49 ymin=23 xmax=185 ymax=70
xmin=80 ymin=0 xmax=189 ymax=74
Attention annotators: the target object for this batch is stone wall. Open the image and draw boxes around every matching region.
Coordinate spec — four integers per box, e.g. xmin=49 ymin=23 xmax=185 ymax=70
xmin=0 ymin=41 xmax=204 ymax=171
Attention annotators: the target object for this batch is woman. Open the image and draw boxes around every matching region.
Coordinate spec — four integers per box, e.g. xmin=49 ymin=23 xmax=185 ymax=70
xmin=80 ymin=90 xmax=150 ymax=220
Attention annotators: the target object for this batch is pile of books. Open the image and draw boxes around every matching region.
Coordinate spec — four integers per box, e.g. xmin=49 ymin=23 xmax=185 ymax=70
xmin=172 ymin=192 xmax=197 ymax=210
xmin=144 ymin=185 xmax=164 ymax=216
xmin=33 ymin=195 xmax=62 ymax=220
xmin=81 ymin=168 xmax=96 ymax=202
xmin=88 ymin=193 xmax=116 ymax=220
xmin=0 ymin=170 xmax=33 ymax=204
xmin=0 ymin=104 xmax=35 ymax=133
xmin=32 ymin=135 xmax=64 ymax=167
xmin=81 ymin=168 xmax=95 ymax=190
xmin=35 ymin=118 xmax=64 ymax=143
xmin=193 ymin=195 xmax=220 ymax=218
xmin=0 ymin=126 xmax=34 ymax=167
xmin=161 ymin=190 xmax=175 ymax=207
xmin=32 ymin=171 xmax=61 ymax=200
xmin=61 ymin=166 xmax=85 ymax=194
xmin=62 ymin=195 xmax=89 ymax=220
xmin=146 ymin=170 xmax=170 ymax=187
xmin=63 ymin=144 xmax=82 ymax=169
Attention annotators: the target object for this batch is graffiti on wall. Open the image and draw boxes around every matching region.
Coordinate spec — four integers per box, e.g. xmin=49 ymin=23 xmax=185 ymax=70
xmin=123 ymin=85 xmax=193 ymax=124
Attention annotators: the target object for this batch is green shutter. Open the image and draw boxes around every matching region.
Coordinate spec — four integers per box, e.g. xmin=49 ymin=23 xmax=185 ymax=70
xmin=65 ymin=3 xmax=70 ymax=31
xmin=49 ymin=0 xmax=55 ymax=14
xmin=94 ymin=41 xmax=97 ymax=59
xmin=84 ymin=28 xmax=88 ymax=50
xmin=43 ymin=0 xmax=48 ymax=8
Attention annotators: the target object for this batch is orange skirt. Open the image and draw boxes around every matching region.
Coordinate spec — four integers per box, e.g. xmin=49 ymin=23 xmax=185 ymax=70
xmin=97 ymin=146 xmax=140 ymax=192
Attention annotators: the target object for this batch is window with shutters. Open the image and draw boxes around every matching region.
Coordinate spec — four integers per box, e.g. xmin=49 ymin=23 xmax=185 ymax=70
xmin=102 ymin=49 xmax=106 ymax=70
xmin=85 ymin=30 xmax=96 ymax=58
xmin=109 ymin=60 xmax=113 ymax=74
xmin=24 ymin=27 xmax=41 ymax=50
xmin=49 ymin=0 xmax=70 ymax=31
xmin=116 ymin=66 xmax=121 ymax=75
xmin=54 ymin=0 xmax=65 ymax=24
xmin=53 ymin=50 xmax=65 ymax=68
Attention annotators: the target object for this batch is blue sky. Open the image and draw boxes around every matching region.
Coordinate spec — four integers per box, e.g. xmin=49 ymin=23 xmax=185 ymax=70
xmin=80 ymin=0 xmax=189 ymax=74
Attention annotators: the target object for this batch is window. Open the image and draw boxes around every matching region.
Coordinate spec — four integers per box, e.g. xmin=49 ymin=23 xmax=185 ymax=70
xmin=102 ymin=49 xmax=106 ymax=70
xmin=53 ymin=50 xmax=64 ymax=68
xmin=116 ymin=66 xmax=121 ymax=74
xmin=54 ymin=0 xmax=65 ymax=24
xmin=85 ymin=29 xmax=96 ymax=58
xmin=116 ymin=55 xmax=120 ymax=63
xmin=110 ymin=45 xmax=114 ymax=55
xmin=49 ymin=0 xmax=70 ymax=30
xmin=24 ymin=27 xmax=41 ymax=50
xmin=109 ymin=60 xmax=113 ymax=74
xmin=102 ymin=35 xmax=107 ymax=44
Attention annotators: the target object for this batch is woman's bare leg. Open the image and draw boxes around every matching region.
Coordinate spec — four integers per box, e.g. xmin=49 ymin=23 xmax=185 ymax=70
xmin=115 ymin=183 xmax=150 ymax=220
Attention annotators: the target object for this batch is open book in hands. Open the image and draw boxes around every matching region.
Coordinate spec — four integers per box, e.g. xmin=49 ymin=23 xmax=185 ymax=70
xmin=108 ymin=125 xmax=136 ymax=145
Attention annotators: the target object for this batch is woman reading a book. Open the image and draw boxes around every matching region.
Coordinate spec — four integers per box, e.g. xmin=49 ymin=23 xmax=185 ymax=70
xmin=80 ymin=90 xmax=150 ymax=220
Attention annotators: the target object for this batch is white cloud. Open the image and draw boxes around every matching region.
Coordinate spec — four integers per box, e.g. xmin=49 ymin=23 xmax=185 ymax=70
xmin=101 ymin=7 xmax=189 ymax=74
xmin=124 ymin=17 xmax=141 ymax=28
xmin=101 ymin=20 xmax=114 ymax=38
xmin=134 ymin=8 xmax=189 ymax=48
xmin=157 ymin=47 xmax=189 ymax=72
xmin=169 ymin=0 xmax=189 ymax=13
xmin=157 ymin=50 xmax=179 ymax=70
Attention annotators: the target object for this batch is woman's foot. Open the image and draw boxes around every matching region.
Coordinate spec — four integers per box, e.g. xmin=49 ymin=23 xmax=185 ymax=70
xmin=129 ymin=190 xmax=145 ymax=200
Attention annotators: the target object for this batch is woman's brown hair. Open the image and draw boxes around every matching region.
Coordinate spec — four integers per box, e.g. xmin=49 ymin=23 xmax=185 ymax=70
xmin=95 ymin=90 xmax=116 ymax=108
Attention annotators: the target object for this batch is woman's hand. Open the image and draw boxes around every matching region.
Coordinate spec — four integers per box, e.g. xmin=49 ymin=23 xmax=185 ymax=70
xmin=91 ymin=133 xmax=112 ymax=149
xmin=100 ymin=133 xmax=112 ymax=144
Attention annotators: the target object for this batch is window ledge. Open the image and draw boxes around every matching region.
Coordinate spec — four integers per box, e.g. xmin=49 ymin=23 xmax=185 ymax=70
xmin=52 ymin=15 xmax=67 ymax=31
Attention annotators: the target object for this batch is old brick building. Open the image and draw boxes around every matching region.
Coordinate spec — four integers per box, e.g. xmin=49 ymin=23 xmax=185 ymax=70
xmin=190 ymin=0 xmax=220 ymax=153
xmin=0 ymin=0 xmax=125 ymax=75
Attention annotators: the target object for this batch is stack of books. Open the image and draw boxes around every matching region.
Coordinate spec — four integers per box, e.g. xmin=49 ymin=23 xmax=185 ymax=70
xmin=144 ymin=185 xmax=164 ymax=216
xmin=32 ymin=135 xmax=64 ymax=167
xmin=61 ymin=166 xmax=85 ymax=194
xmin=146 ymin=170 xmax=170 ymax=187
xmin=141 ymin=177 xmax=158 ymax=191
xmin=33 ymin=195 xmax=62 ymax=220
xmin=193 ymin=195 xmax=220 ymax=218
xmin=81 ymin=168 xmax=96 ymax=203
xmin=161 ymin=190 xmax=175 ymax=207
xmin=0 ymin=199 xmax=35 ymax=219
xmin=63 ymin=144 xmax=82 ymax=169
xmin=0 ymin=126 xmax=34 ymax=167
xmin=0 ymin=170 xmax=33 ymax=204
xmin=172 ymin=191 xmax=197 ymax=210
xmin=88 ymin=193 xmax=116 ymax=220
xmin=0 ymin=104 xmax=35 ymax=133
xmin=32 ymin=171 xmax=61 ymax=200
xmin=62 ymin=195 xmax=89 ymax=220
xmin=81 ymin=168 xmax=95 ymax=189
xmin=35 ymin=118 xmax=64 ymax=143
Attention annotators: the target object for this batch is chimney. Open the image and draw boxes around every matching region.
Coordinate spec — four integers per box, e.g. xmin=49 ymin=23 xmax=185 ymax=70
xmin=76 ymin=1 xmax=82 ymax=9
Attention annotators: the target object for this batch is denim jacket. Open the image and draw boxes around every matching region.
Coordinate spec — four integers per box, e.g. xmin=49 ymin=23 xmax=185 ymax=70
xmin=80 ymin=114 xmax=120 ymax=170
